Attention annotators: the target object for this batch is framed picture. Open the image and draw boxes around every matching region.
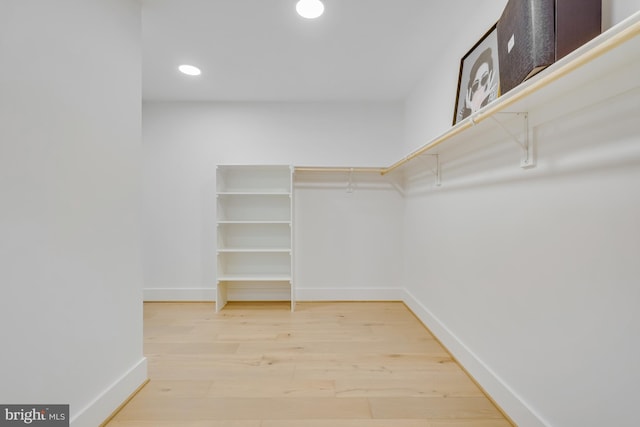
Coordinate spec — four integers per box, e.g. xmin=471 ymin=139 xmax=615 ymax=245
xmin=453 ymin=24 xmax=500 ymax=125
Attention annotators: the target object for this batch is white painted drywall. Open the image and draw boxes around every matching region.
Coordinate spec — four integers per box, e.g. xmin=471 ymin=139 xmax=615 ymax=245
xmin=402 ymin=3 xmax=640 ymax=426
xmin=603 ymin=0 xmax=640 ymax=27
xmin=141 ymin=102 xmax=405 ymax=300
xmin=0 ymin=1 xmax=146 ymax=425
xmin=294 ymin=171 xmax=404 ymax=300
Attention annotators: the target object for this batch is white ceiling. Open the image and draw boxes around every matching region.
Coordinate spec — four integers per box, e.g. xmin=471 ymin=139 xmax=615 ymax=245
xmin=142 ymin=0 xmax=495 ymax=102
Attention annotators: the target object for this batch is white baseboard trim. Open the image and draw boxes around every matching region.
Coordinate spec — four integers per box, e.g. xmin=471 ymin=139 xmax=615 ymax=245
xmin=70 ymin=357 xmax=147 ymax=427
xmin=402 ymin=289 xmax=549 ymax=427
xmin=144 ymin=287 xmax=215 ymax=301
xmin=296 ymin=287 xmax=403 ymax=301
xmin=144 ymin=287 xmax=404 ymax=302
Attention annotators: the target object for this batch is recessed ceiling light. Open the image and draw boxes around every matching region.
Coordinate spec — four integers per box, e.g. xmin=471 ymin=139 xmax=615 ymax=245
xmin=178 ymin=64 xmax=201 ymax=76
xmin=296 ymin=0 xmax=324 ymax=19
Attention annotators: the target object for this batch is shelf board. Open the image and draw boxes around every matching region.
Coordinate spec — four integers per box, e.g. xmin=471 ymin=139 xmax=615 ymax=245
xmin=216 ymin=164 xmax=292 ymax=171
xmin=217 ymin=220 xmax=291 ymax=225
xmin=217 ymin=274 xmax=292 ymax=282
xmin=217 ymin=248 xmax=291 ymax=253
xmin=217 ymin=191 xmax=291 ymax=196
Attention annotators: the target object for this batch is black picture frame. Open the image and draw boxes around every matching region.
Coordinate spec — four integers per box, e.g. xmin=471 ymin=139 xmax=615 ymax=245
xmin=453 ymin=24 xmax=501 ymax=125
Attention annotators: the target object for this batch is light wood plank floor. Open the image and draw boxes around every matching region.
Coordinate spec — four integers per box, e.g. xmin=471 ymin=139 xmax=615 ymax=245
xmin=106 ymin=301 xmax=513 ymax=427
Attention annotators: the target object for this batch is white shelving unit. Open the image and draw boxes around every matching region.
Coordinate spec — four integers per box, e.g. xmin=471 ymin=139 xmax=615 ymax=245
xmin=215 ymin=165 xmax=294 ymax=312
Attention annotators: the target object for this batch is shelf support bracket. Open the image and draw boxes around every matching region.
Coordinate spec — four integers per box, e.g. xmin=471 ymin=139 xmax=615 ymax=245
xmin=431 ymin=154 xmax=442 ymax=187
xmin=413 ymin=153 xmax=442 ymax=187
xmin=490 ymin=112 xmax=535 ymax=169
xmin=346 ymin=168 xmax=354 ymax=193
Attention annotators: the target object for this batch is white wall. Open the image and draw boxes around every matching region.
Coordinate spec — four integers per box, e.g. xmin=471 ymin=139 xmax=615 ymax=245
xmin=603 ymin=0 xmax=640 ymax=27
xmin=0 ymin=1 xmax=146 ymax=426
xmin=294 ymin=171 xmax=404 ymax=300
xmin=141 ymin=102 xmax=404 ymax=300
xmin=402 ymin=3 xmax=640 ymax=427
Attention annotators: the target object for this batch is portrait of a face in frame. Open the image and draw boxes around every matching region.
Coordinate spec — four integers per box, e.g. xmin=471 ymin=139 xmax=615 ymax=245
xmin=454 ymin=25 xmax=500 ymax=125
